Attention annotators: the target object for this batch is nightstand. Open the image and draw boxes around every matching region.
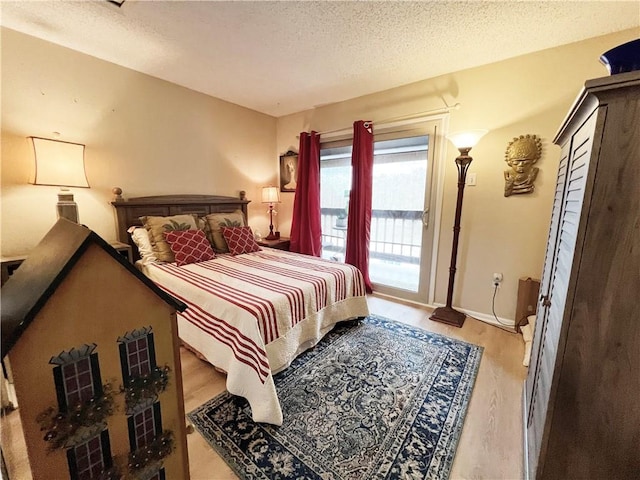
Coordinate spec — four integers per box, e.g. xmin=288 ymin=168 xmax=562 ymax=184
xmin=1 ymin=242 xmax=133 ymax=286
xmin=1 ymin=254 xmax=28 ymax=286
xmin=257 ymin=237 xmax=290 ymax=251
xmin=110 ymin=241 xmax=133 ymax=264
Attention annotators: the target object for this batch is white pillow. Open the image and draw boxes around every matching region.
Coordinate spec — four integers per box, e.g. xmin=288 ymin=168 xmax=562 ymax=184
xmin=128 ymin=227 xmax=157 ymax=264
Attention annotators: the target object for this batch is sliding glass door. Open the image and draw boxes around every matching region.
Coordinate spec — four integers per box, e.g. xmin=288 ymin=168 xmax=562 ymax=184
xmin=369 ymin=134 xmax=430 ymax=300
xmin=320 ymin=119 xmax=440 ymax=303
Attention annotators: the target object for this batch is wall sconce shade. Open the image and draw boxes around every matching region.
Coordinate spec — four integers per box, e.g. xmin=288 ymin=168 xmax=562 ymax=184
xmin=446 ymin=130 xmax=489 ymax=150
xmin=261 ymin=186 xmax=281 ymax=204
xmin=29 ymin=137 xmax=89 ymax=223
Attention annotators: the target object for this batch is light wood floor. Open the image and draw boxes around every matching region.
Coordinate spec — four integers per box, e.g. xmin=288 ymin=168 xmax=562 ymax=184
xmin=2 ymin=295 xmax=528 ymax=479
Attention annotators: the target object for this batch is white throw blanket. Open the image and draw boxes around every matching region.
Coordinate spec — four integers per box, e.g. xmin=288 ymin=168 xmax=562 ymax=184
xmin=142 ymin=249 xmax=369 ymax=424
xmin=521 ymin=314 xmax=536 ymax=367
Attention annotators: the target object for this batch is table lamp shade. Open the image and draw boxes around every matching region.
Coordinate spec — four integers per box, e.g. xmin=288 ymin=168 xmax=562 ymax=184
xmin=261 ymin=186 xmax=280 ymax=240
xmin=29 ymin=137 xmax=89 ymax=188
xmin=261 ymin=186 xmax=280 ymax=204
xmin=29 ymin=137 xmax=88 ymax=223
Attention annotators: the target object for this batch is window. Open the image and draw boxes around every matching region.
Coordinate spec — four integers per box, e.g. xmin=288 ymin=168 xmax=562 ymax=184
xmin=319 ymin=144 xmax=352 ymax=261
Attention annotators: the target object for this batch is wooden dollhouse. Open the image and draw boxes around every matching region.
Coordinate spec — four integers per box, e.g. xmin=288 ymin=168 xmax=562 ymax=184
xmin=1 ymin=219 xmax=189 ymax=479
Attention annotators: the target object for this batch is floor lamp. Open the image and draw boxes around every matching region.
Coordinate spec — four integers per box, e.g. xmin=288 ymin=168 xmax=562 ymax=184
xmin=430 ymin=130 xmax=488 ymax=328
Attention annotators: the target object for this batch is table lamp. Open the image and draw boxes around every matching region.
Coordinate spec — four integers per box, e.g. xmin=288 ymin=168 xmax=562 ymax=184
xmin=261 ymin=186 xmax=281 ymax=240
xmin=29 ymin=137 xmax=89 ymax=223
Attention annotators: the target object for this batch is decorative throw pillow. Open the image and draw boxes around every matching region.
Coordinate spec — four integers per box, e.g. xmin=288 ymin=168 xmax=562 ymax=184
xmin=221 ymin=226 xmax=261 ymax=255
xmin=128 ymin=227 xmax=157 ymax=264
xmin=141 ymin=214 xmax=200 ymax=262
xmin=163 ymin=229 xmax=215 ymax=266
xmin=204 ymin=210 xmax=246 ymax=253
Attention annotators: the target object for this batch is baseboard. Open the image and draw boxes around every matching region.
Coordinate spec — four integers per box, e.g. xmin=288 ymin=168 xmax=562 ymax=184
xmin=368 ymin=291 xmax=431 ymax=309
xmin=467 ymin=310 xmax=516 ymax=331
xmin=431 ymin=302 xmax=517 ymax=332
xmin=369 ymin=293 xmax=517 ymax=332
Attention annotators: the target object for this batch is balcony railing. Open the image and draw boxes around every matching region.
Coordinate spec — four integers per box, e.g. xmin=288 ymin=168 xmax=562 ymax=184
xmin=321 ymin=208 xmax=423 ymax=264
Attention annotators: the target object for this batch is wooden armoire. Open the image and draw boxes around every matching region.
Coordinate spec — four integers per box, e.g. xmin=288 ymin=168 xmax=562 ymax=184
xmin=523 ymin=70 xmax=640 ymax=479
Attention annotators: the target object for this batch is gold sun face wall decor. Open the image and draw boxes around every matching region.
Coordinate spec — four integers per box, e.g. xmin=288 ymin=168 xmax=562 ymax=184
xmin=503 ymin=134 xmax=542 ymax=197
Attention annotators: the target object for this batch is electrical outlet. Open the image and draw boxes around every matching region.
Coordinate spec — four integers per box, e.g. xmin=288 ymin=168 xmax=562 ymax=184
xmin=492 ymin=272 xmax=503 ymax=285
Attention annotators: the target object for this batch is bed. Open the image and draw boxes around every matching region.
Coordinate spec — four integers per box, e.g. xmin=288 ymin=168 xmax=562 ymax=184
xmin=112 ymin=192 xmax=369 ymax=425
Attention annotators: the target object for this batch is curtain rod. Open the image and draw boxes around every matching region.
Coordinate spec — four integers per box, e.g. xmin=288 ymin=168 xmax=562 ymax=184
xmin=311 ymin=102 xmax=461 ymax=138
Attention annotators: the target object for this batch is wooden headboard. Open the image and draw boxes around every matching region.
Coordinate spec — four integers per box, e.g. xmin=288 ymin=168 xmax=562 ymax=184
xmin=111 ymin=191 xmax=250 ymax=259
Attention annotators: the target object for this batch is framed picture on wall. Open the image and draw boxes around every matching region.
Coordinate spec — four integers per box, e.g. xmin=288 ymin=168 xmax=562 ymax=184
xmin=280 ymin=150 xmax=298 ymax=192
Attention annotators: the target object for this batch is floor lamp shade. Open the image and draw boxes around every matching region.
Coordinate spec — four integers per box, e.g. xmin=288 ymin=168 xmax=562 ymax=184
xmin=262 ymin=186 xmax=281 ymax=240
xmin=29 ymin=137 xmax=89 ymax=223
xmin=446 ymin=130 xmax=488 ymax=150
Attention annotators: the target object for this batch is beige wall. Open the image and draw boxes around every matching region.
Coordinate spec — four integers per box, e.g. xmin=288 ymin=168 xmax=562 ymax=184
xmin=275 ymin=29 xmax=639 ymax=321
xmin=1 ymin=28 xmax=278 ymax=255
xmin=2 ymin=26 xmax=638 ymax=322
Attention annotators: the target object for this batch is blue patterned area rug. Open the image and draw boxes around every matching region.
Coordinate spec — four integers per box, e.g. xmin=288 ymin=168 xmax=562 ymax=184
xmin=187 ymin=315 xmax=483 ymax=479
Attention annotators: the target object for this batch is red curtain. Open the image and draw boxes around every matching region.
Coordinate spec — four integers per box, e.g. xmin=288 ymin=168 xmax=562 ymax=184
xmin=290 ymin=131 xmax=322 ymax=256
xmin=345 ymin=121 xmax=373 ymax=293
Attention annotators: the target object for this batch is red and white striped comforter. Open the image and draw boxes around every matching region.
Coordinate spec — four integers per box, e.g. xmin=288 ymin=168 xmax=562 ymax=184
xmin=142 ymin=248 xmax=369 ymax=425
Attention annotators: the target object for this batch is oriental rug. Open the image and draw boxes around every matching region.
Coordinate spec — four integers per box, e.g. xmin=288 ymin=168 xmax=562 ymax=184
xmin=187 ymin=314 xmax=482 ymax=480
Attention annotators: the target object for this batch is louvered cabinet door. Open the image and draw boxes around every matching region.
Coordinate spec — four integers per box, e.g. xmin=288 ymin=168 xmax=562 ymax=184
xmin=523 ymin=141 xmax=569 ymax=475
xmin=524 ymin=107 xmax=599 ymax=479
xmin=525 ymin=144 xmax=569 ymax=413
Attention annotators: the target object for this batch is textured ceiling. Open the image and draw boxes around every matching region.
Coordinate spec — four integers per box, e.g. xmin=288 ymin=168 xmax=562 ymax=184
xmin=1 ymin=1 xmax=638 ymax=117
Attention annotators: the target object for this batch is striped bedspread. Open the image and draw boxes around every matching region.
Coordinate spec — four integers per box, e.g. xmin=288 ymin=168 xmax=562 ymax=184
xmin=142 ymin=248 xmax=369 ymax=425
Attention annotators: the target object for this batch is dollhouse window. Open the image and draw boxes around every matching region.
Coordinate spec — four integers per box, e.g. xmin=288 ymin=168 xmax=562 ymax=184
xmin=67 ymin=430 xmax=112 ymax=480
xmin=62 ymin=357 xmax=95 ymax=405
xmin=128 ymin=402 xmax=162 ymax=449
xmin=147 ymin=469 xmax=166 ymax=480
xmin=50 ymin=344 xmax=102 ymax=412
xmin=126 ymin=403 xmax=165 ymax=480
xmin=127 ymin=337 xmax=151 ymax=376
xmin=118 ymin=327 xmax=156 ymax=383
xmin=120 ymin=328 xmax=164 ymax=478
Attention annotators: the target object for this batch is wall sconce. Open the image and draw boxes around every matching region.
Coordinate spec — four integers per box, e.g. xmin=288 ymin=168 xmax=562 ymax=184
xmin=29 ymin=137 xmax=89 ymax=223
xmin=261 ymin=186 xmax=281 ymax=240
xmin=430 ymin=129 xmax=488 ymax=328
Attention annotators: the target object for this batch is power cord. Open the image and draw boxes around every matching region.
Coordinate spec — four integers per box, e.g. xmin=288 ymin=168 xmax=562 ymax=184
xmin=492 ymin=283 xmax=513 ymax=328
